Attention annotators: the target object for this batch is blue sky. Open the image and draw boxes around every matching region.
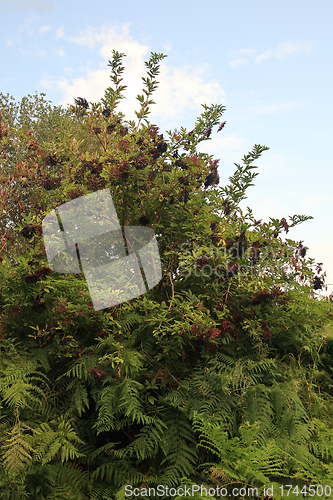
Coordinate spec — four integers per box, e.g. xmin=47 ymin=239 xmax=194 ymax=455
xmin=1 ymin=0 xmax=333 ymax=298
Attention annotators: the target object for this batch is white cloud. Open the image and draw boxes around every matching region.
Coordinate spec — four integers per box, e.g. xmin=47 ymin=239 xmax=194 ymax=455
xmin=151 ymin=63 xmax=225 ymax=124
xmin=52 ymin=23 xmax=226 ymax=128
xmin=248 ymin=100 xmax=304 ymax=115
xmin=214 ymin=136 xmax=249 ymax=152
xmin=54 ymin=48 xmax=65 ymax=57
xmin=238 ymin=48 xmax=256 ymax=57
xmin=40 ymin=78 xmax=53 ymax=89
xmin=39 ymin=25 xmax=51 ymax=34
xmin=301 ymin=193 xmax=332 ymax=208
xmin=255 ymin=49 xmax=273 ymax=64
xmin=56 ymin=26 xmax=65 ymax=38
xmin=196 ymin=135 xmax=251 ymax=167
xmin=253 ymin=152 xmax=297 ymax=179
xmin=256 ymin=41 xmax=314 ymax=64
xmin=228 ymin=48 xmax=255 ymax=67
xmin=37 ymin=50 xmax=48 ymax=59
xmin=229 ymin=58 xmax=247 ymax=68
xmin=229 ymin=40 xmax=314 ymax=67
xmin=56 ymin=70 xmax=111 ymax=106
xmin=228 ymin=48 xmax=255 ymax=58
xmin=275 ymin=41 xmax=314 ymax=59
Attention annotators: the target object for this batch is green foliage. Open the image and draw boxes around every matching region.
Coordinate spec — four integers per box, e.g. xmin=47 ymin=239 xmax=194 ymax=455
xmin=0 ymin=50 xmax=332 ymax=499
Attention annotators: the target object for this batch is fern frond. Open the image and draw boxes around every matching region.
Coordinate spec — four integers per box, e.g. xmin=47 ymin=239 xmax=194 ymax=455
xmin=66 ymin=379 xmax=90 ymax=417
xmin=1 ymin=419 xmax=35 ymax=475
xmin=158 ymin=408 xmax=198 ymax=486
xmin=30 ymin=419 xmax=85 ymax=466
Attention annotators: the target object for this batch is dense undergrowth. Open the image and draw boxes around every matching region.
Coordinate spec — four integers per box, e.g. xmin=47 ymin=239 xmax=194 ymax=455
xmin=0 ymin=51 xmax=332 ymax=499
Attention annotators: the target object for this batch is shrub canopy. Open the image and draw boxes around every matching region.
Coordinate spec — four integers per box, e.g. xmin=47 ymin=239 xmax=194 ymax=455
xmin=0 ymin=50 xmax=332 ymax=500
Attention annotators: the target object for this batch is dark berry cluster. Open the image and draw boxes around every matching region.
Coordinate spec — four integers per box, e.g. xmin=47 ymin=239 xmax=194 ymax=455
xmin=183 ymin=189 xmax=189 ymax=204
xmin=204 ymin=159 xmax=220 ymax=188
xmin=236 ymin=230 xmax=247 ymax=251
xmin=10 ymin=305 xmax=22 ymax=316
xmin=118 ymin=138 xmax=131 ymax=153
xmin=206 ymin=327 xmax=222 ymax=340
xmin=102 ymin=107 xmax=111 ymax=117
xmin=119 ymin=125 xmax=128 ymax=137
xmin=0 ymin=123 xmax=8 ymax=139
xmin=202 ymin=127 xmax=212 ymax=139
xmin=118 ymin=160 xmax=130 ymax=180
xmin=145 ymin=126 xmax=168 ymax=159
xmin=210 ymin=229 xmax=219 ymax=246
xmin=131 ymin=152 xmax=148 ymax=170
xmin=249 ymin=241 xmax=261 ymax=265
xmin=232 ymin=313 xmax=244 ymax=324
xmin=44 ymin=154 xmax=58 ymax=166
xmin=298 ymin=244 xmax=309 ymax=258
xmin=222 ymin=199 xmax=232 ymax=216
xmin=82 ymin=159 xmax=104 ymax=174
xmin=252 ymin=291 xmax=273 ymax=305
xmin=220 ymin=319 xmax=234 ymax=335
xmin=313 ymin=276 xmax=324 ymax=290
xmin=175 ymin=158 xmax=188 ymax=170
xmin=225 ymin=239 xmax=234 ymax=250
xmin=147 ymin=125 xmax=159 ymax=139
xmin=225 ymin=263 xmax=238 ymax=276
xmin=74 ymin=97 xmax=89 ymax=109
xmin=136 ymin=137 xmax=145 ymax=149
xmin=108 ymin=159 xmax=128 ymax=183
xmin=204 ymin=173 xmax=218 ymax=189
xmin=139 ymin=215 xmax=150 ymax=226
xmin=37 ymin=266 xmax=53 ymax=278
xmin=280 ymin=217 xmax=289 ymax=233
xmin=86 ymin=174 xmax=107 ymax=191
xmin=148 ymin=171 xmax=158 ymax=183
xmin=24 ymin=273 xmax=39 ymax=283
xmin=191 ymin=323 xmax=203 ymax=339
xmin=30 ymin=299 xmax=46 ymax=313
xmin=195 ymin=257 xmax=210 ymax=270
xmin=152 ymin=135 xmax=168 ymax=160
xmin=54 ymin=298 xmax=69 ymax=315
xmin=217 ymin=121 xmax=226 ymax=133
xmin=178 ymin=176 xmax=189 ymax=186
xmin=24 ymin=266 xmax=52 ymax=284
xmin=106 ymin=124 xmax=117 ymax=134
xmin=20 ymin=225 xmax=42 ymax=239
xmin=67 ymin=187 xmax=85 ymax=200
xmin=259 ymin=321 xmax=272 ymax=341
xmin=42 ymin=177 xmax=61 ymax=191
xmin=253 ymin=287 xmax=288 ymax=305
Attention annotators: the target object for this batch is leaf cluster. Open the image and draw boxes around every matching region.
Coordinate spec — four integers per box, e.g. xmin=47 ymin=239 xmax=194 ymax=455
xmin=0 ymin=50 xmax=332 ymax=499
